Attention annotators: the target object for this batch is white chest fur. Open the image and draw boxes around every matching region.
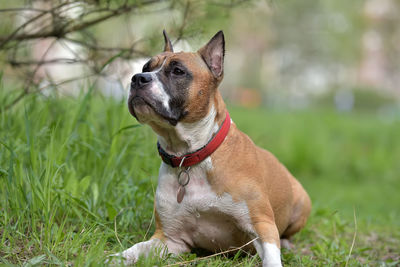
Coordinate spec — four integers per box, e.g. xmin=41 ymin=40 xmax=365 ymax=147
xmin=155 ymin=158 xmax=255 ymax=252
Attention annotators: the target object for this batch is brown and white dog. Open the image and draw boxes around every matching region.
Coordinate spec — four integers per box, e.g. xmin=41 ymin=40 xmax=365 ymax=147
xmin=112 ymin=31 xmax=311 ymax=266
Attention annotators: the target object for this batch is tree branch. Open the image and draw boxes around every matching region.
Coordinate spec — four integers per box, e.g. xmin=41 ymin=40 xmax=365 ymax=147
xmin=0 ymin=0 xmax=160 ymax=45
xmin=7 ymin=58 xmax=88 ymax=66
xmin=0 ymin=2 xmax=70 ymax=49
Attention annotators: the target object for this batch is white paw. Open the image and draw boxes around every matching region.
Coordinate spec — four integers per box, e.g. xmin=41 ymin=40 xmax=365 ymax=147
xmin=105 ymin=252 xmax=136 ymax=266
xmin=105 ymin=239 xmax=165 ymax=266
xmin=262 ymin=242 xmax=283 ymax=267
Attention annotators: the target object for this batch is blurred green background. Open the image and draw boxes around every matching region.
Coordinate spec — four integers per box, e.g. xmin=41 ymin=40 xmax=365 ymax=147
xmin=1 ymin=0 xmax=399 ymax=266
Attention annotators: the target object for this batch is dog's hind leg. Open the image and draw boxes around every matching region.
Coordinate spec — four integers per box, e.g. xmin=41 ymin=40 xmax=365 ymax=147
xmin=281 ymin=177 xmax=311 ymax=239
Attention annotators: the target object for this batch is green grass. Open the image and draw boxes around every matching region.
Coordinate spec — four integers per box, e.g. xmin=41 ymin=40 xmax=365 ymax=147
xmin=0 ymin=90 xmax=399 ymax=266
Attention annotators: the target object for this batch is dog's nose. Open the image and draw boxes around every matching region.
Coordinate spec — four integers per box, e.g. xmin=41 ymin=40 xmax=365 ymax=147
xmin=131 ymin=73 xmax=152 ymax=88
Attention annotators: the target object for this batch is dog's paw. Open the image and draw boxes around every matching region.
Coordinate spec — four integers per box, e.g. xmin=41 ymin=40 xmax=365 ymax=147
xmin=105 ymin=239 xmax=165 ymax=265
xmin=280 ymin=238 xmax=294 ymax=250
xmin=105 ymin=252 xmax=136 ymax=266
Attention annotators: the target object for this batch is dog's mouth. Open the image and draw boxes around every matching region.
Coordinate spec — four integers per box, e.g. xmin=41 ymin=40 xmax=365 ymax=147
xmin=128 ymin=95 xmax=179 ymax=126
xmin=127 ymin=96 xmax=141 ymax=119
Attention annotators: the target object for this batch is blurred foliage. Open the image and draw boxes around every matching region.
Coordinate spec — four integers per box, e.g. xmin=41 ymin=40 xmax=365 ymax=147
xmin=222 ymin=0 xmax=400 ymax=108
xmin=270 ymin=0 xmax=365 ymax=64
xmin=315 ymin=88 xmax=398 ymax=111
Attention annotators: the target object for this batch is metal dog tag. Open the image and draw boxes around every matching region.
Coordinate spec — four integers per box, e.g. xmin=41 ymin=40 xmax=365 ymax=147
xmin=177 ymin=185 xmax=185 ymax=203
xmin=177 ymin=169 xmax=190 ymax=204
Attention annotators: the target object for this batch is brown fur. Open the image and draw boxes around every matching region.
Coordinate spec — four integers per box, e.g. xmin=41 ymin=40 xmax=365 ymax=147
xmin=151 ymin=210 xmax=166 ymax=241
xmin=205 ymin=92 xmax=311 ymax=247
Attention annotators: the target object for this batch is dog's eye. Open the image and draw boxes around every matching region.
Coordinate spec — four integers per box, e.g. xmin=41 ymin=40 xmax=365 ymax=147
xmin=142 ymin=62 xmax=150 ymax=72
xmin=172 ymin=67 xmax=185 ymax=76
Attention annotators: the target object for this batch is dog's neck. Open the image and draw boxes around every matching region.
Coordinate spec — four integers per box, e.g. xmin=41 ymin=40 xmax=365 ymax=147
xmin=157 ymin=104 xmax=219 ymax=156
xmin=152 ymin=94 xmax=227 ymax=157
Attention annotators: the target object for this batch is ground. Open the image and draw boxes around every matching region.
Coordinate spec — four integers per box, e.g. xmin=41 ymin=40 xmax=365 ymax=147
xmin=0 ymin=91 xmax=399 ymax=266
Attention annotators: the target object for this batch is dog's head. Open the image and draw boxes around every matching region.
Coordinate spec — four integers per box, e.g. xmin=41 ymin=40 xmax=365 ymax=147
xmin=128 ymin=30 xmax=225 ymax=127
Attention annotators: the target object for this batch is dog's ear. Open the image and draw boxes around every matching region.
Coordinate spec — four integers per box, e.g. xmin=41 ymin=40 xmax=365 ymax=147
xmin=198 ymin=30 xmax=225 ymax=78
xmin=163 ymin=30 xmax=174 ymax=52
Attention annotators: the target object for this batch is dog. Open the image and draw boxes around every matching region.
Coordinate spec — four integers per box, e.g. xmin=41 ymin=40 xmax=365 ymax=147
xmin=112 ymin=30 xmax=311 ymax=267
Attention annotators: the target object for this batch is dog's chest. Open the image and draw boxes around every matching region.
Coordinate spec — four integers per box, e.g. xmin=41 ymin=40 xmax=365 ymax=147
xmin=155 ymin=160 xmax=254 ymax=250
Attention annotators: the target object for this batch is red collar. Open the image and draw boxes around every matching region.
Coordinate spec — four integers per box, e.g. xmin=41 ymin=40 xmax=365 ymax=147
xmin=157 ymin=111 xmax=231 ymax=168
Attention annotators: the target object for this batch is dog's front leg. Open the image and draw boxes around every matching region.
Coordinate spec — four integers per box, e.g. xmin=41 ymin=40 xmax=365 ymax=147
xmin=252 ymin=219 xmax=283 ymax=267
